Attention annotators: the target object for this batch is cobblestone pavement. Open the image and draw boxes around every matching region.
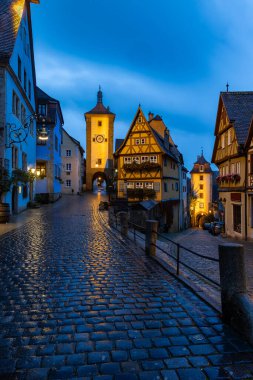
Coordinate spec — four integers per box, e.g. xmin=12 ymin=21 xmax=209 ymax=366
xmin=1 ymin=195 xmax=253 ymax=379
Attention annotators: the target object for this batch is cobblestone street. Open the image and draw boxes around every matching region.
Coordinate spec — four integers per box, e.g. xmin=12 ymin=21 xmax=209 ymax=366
xmin=1 ymin=194 xmax=253 ymax=379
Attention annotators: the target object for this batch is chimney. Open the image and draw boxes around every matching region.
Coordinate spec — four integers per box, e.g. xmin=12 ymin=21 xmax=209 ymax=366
xmin=164 ymin=128 xmax=170 ymax=150
xmin=148 ymin=112 xmax=154 ymax=121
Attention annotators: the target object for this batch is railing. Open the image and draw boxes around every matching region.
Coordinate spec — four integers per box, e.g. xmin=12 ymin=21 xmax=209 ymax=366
xmin=114 ymin=219 xmax=220 ymax=289
xmin=153 ymin=230 xmax=220 ymax=288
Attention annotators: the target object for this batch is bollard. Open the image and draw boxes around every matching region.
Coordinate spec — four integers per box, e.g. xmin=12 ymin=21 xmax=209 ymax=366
xmin=145 ymin=220 xmax=158 ymax=256
xmin=118 ymin=211 xmax=128 ymax=237
xmin=219 ymin=243 xmax=249 ymax=322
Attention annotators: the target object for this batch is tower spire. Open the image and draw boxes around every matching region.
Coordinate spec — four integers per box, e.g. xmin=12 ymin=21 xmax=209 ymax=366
xmin=97 ymin=85 xmax=103 ymax=104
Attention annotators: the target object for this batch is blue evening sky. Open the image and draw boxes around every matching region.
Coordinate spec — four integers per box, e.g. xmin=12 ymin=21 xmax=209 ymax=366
xmin=31 ymin=0 xmax=253 ymax=171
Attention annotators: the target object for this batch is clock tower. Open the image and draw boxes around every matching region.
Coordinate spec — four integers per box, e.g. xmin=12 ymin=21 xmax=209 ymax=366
xmin=85 ymin=88 xmax=115 ymax=190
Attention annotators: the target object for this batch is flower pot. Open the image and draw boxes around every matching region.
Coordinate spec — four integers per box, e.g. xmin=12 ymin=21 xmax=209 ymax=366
xmin=0 ymin=202 xmax=10 ymax=223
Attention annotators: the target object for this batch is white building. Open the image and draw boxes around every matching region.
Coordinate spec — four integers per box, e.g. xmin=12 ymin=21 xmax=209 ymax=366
xmin=0 ymin=0 xmax=38 ymax=213
xmin=61 ymin=128 xmax=84 ymax=194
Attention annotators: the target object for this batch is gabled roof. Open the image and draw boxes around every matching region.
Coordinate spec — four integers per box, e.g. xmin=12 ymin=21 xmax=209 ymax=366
xmin=215 ymin=92 xmax=253 ymax=145
xmin=36 ymin=86 xmax=58 ymax=103
xmin=62 ymin=128 xmax=85 ymax=155
xmin=85 ymin=88 xmax=115 ymax=116
xmin=212 ymin=91 xmax=253 ymax=162
xmin=114 ymin=106 xmax=182 ymax=164
xmin=36 ymin=86 xmax=64 ymax=124
xmin=115 ymin=139 xmax=124 ymax=152
xmin=0 ymin=0 xmax=39 ymax=62
xmin=190 ymin=153 xmax=213 ymax=174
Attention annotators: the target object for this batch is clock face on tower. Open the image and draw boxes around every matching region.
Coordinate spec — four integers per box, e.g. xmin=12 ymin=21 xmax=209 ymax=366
xmin=96 ymin=134 xmax=104 ymax=143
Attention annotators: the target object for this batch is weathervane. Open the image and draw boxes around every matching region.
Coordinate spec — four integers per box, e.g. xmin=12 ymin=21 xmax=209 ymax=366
xmin=226 ymin=82 xmax=229 ymax=92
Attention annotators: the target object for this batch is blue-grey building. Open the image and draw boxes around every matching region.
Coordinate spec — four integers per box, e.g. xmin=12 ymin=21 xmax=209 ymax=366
xmin=35 ymin=87 xmax=64 ymax=202
xmin=0 ymin=0 xmax=39 ymax=213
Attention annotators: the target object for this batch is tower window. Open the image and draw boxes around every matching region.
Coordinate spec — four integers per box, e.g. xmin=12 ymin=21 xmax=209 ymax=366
xmin=98 ymin=121 xmax=102 ymax=126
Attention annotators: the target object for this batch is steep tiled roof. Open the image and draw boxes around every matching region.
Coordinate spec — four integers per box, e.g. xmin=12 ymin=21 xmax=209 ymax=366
xmin=115 ymin=139 xmax=124 ymax=152
xmin=63 ymin=128 xmax=85 ymax=155
xmin=85 ymin=88 xmax=115 ymax=115
xmin=221 ymin=92 xmax=253 ymax=145
xmin=190 ymin=153 xmax=212 ymax=174
xmin=36 ymin=86 xmax=58 ymax=103
xmin=150 ymin=126 xmax=180 ymax=162
xmin=0 ymin=0 xmax=24 ymax=61
xmin=0 ymin=0 xmax=39 ymax=62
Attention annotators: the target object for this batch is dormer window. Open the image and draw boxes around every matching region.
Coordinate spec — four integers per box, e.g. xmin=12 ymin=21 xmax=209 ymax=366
xmin=38 ymin=104 xmax=47 ymax=116
xmin=199 ymin=165 xmax=204 ymax=172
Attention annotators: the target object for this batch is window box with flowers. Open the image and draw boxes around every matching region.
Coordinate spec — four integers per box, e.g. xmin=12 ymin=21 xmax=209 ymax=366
xmin=123 ymin=162 xmax=161 ymax=172
xmin=216 ymin=174 xmax=241 ymax=185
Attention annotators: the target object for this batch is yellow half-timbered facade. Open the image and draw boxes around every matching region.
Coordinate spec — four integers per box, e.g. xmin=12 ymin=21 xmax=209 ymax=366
xmin=114 ymin=107 xmax=188 ymax=231
xmin=212 ymin=91 xmax=253 ymax=239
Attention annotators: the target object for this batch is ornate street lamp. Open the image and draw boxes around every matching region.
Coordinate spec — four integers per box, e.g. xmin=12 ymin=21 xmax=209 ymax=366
xmin=5 ymin=114 xmax=48 ymax=147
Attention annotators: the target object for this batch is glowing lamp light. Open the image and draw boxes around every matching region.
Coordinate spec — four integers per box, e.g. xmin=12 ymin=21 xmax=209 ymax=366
xmin=38 ymin=126 xmax=49 ymax=141
xmin=31 ymin=168 xmax=36 ymax=174
xmin=36 ymin=170 xmax=40 ymax=177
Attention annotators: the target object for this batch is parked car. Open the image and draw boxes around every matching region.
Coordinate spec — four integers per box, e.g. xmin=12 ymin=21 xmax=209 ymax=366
xmin=209 ymin=221 xmax=224 ymax=235
xmin=202 ymin=222 xmax=211 ymax=230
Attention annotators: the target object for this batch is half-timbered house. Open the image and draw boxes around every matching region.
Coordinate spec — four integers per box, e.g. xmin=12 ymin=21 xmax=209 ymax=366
xmin=114 ymin=107 xmax=187 ymax=232
xmin=212 ymin=91 xmax=253 ymax=239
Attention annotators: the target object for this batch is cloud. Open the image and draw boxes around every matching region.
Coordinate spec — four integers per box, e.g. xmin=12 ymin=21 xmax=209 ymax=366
xmin=35 ymin=48 xmax=212 ymax=121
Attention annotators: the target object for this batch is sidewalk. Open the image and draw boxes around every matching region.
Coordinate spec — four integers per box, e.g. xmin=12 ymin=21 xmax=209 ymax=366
xmin=0 ymin=197 xmax=65 ymax=237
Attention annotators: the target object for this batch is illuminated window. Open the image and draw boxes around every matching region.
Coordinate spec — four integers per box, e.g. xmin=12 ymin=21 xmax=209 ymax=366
xmin=138 ymin=116 xmax=142 ymax=123
xmin=141 ymin=138 xmax=146 ymax=144
xmin=133 ymin=157 xmax=140 ymax=164
xmin=150 ymin=156 xmax=157 ymax=163
xmin=221 ymin=134 xmax=225 ymax=148
xmin=199 ymin=203 xmax=204 ymax=208
xmin=127 ymin=182 xmax=134 ymax=188
xmin=236 ymin=162 xmax=240 ymax=174
xmin=135 ymin=182 xmax=143 ymax=188
xmin=228 ymin=129 xmax=232 ymax=145
xmin=124 ymin=157 xmax=132 ymax=164
xmin=141 ymin=156 xmax=149 ymax=162
xmin=199 ymin=165 xmax=204 ymax=172
xmin=145 ymin=182 xmax=153 ymax=189
xmin=135 ymin=139 xmax=140 ymax=145
xmin=36 ymin=162 xmax=46 ymax=177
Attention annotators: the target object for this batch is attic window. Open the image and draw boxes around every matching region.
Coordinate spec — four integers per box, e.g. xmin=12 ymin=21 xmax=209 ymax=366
xmin=138 ymin=117 xmax=142 ymax=123
xmin=199 ymin=165 xmax=204 ymax=172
